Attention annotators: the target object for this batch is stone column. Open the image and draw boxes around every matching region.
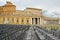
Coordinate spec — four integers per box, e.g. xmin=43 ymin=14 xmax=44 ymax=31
xmin=0 ymin=17 xmax=4 ymax=24
xmin=9 ymin=18 xmax=12 ymax=24
xmin=4 ymin=17 xmax=8 ymax=24
xmin=31 ymin=18 xmax=32 ymax=24
xmin=14 ymin=17 xmax=17 ymax=24
xmin=19 ymin=18 xmax=21 ymax=24
xmin=24 ymin=18 xmax=27 ymax=24
xmin=32 ymin=18 xmax=33 ymax=24
xmin=29 ymin=18 xmax=32 ymax=25
xmin=40 ymin=17 xmax=44 ymax=25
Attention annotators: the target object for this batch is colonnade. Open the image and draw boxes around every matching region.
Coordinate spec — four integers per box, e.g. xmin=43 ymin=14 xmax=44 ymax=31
xmin=32 ymin=18 xmax=40 ymax=25
xmin=0 ymin=17 xmax=41 ymax=25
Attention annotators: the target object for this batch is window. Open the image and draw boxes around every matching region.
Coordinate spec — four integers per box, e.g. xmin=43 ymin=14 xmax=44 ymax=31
xmin=17 ymin=19 xmax=18 ymax=23
xmin=22 ymin=19 xmax=23 ymax=22
xmin=27 ymin=20 xmax=28 ymax=22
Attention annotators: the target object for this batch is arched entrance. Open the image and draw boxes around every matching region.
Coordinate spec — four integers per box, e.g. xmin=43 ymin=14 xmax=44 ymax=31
xmin=4 ymin=18 xmax=9 ymax=24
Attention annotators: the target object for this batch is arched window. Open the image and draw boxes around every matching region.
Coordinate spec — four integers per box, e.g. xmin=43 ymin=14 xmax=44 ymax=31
xmin=17 ymin=19 xmax=18 ymax=23
xmin=21 ymin=19 xmax=24 ymax=24
xmin=27 ymin=20 xmax=28 ymax=22
xmin=22 ymin=19 xmax=23 ymax=22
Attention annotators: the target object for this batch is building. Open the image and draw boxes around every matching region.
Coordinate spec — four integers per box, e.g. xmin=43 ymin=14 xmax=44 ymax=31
xmin=0 ymin=1 xmax=60 ymax=26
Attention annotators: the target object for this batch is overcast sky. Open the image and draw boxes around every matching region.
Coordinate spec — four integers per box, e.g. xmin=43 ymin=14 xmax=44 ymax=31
xmin=0 ymin=0 xmax=60 ymax=17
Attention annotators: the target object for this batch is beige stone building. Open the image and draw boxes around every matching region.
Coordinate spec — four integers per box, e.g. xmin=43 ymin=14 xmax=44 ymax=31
xmin=0 ymin=1 xmax=60 ymax=26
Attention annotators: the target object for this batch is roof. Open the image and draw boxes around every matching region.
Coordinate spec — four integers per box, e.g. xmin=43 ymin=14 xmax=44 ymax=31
xmin=25 ymin=7 xmax=42 ymax=11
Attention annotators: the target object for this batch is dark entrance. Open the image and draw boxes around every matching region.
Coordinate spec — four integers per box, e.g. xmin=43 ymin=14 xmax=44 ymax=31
xmin=35 ymin=18 xmax=37 ymax=24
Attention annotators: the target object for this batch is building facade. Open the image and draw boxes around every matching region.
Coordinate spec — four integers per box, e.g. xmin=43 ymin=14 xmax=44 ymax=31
xmin=0 ymin=1 xmax=60 ymax=25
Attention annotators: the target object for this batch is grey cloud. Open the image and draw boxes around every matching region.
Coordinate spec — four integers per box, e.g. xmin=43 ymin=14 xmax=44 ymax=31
xmin=0 ymin=0 xmax=60 ymax=17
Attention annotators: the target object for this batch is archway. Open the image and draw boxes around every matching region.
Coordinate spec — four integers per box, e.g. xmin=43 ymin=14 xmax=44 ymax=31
xmin=4 ymin=18 xmax=9 ymax=24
